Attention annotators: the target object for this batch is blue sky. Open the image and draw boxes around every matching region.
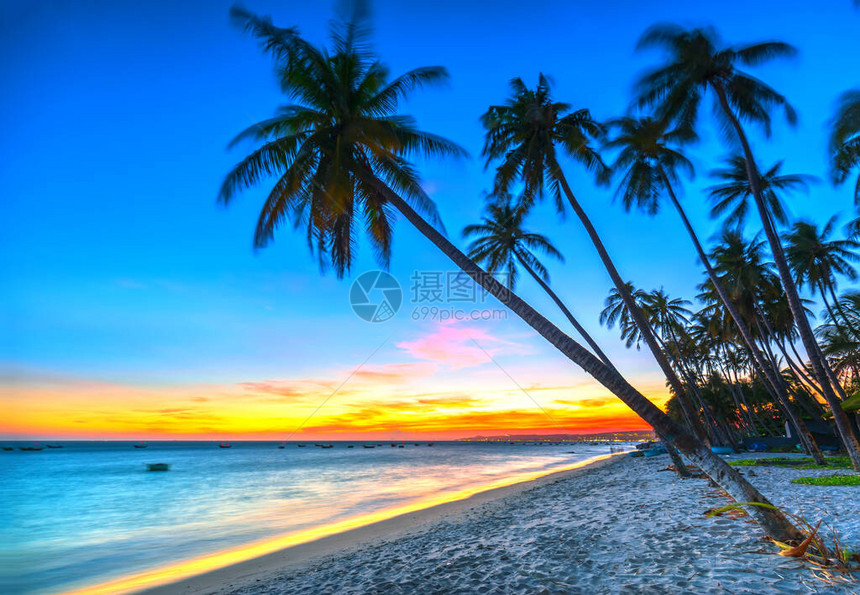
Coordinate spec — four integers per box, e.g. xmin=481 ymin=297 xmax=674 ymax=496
xmin=1 ymin=0 xmax=858 ymax=437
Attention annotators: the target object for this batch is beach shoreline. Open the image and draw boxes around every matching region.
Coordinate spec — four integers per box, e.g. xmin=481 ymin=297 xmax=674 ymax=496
xmin=137 ymin=452 xmax=624 ymax=595
xmin=165 ymin=453 xmax=858 ymax=595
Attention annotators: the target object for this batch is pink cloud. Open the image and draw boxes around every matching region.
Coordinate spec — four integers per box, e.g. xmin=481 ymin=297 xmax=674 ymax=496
xmin=395 ymin=323 xmax=513 ymax=369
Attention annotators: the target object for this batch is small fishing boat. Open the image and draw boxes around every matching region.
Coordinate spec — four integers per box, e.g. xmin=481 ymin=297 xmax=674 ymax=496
xmin=320 ymin=443 xmax=333 ymax=449
xmin=19 ymin=444 xmax=44 ymax=451
xmin=146 ymin=463 xmax=170 ymax=471
xmin=218 ymin=442 xmax=232 ymax=449
xmin=133 ymin=442 xmax=147 ymax=449
xmin=363 ymin=444 xmax=375 ymax=449
xmin=347 ymin=445 xmax=354 ymax=448
xmin=46 ymin=444 xmax=63 ymax=449
xmin=2 ymin=447 xmax=13 ymax=451
xmin=297 ymin=443 xmax=306 ymax=447
xmin=427 ymin=442 xmax=434 ymax=447
xmin=643 ymin=446 xmax=667 ymax=458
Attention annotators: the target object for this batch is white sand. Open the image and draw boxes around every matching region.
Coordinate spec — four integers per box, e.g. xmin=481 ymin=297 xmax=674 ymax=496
xmin=154 ymin=453 xmax=860 ymax=595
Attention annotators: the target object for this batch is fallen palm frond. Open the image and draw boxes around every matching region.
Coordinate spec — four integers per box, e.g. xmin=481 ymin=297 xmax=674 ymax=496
xmin=778 ymin=521 xmax=821 ymax=557
xmin=705 ymin=501 xmax=858 ymax=582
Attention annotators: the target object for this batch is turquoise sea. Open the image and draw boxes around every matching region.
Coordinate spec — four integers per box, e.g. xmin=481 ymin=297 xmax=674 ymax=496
xmin=1 ymin=441 xmax=618 ymax=594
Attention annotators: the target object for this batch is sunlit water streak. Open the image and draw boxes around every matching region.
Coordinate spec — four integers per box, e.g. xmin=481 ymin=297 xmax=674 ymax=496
xmin=0 ymin=441 xmax=623 ymax=594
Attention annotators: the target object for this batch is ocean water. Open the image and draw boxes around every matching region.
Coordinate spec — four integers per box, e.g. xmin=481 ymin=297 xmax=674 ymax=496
xmin=0 ymin=441 xmax=619 ymax=594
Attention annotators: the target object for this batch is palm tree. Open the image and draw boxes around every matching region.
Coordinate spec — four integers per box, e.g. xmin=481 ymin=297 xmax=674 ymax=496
xmin=482 ymin=76 xmax=708 ymax=444
xmin=829 ymin=89 xmax=860 ymax=205
xmin=708 ymin=156 xmax=812 ymax=231
xmin=636 ymin=24 xmax=860 ymax=470
xmin=463 ymin=196 xmax=614 ymax=367
xmin=605 ymin=118 xmax=799 ymax=441
xmin=221 ymin=8 xmax=802 ymax=542
xmin=702 ymin=231 xmax=826 ymax=463
xmin=600 ymin=282 xmax=649 ymax=349
xmin=785 ymin=217 xmax=860 ymax=333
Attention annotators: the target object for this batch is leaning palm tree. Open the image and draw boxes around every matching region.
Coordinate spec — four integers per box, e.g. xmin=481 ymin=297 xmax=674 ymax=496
xmin=636 ymin=24 xmax=860 ymax=470
xmin=463 ymin=196 xmax=613 ymax=368
xmin=785 ymin=217 xmax=860 ymax=334
xmin=829 ymin=89 xmax=860 ymax=204
xmin=482 ymin=76 xmax=708 ymax=444
xmin=605 ymin=118 xmax=797 ymax=440
xmin=221 ymin=7 xmax=801 ymax=541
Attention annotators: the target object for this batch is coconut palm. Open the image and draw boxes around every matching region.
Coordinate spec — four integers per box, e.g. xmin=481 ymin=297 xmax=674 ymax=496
xmin=707 ymin=156 xmax=812 ymax=230
xmin=818 ymin=292 xmax=860 ymax=382
xmin=600 ymin=282 xmax=649 ymax=349
xmin=785 ymin=217 xmax=859 ymax=331
xmin=463 ymin=196 xmax=613 ymax=367
xmin=222 ymin=8 xmax=802 ymax=541
xmin=482 ymin=76 xmax=708 ymax=443
xmin=829 ymin=89 xmax=860 ymax=204
xmin=636 ymin=24 xmax=860 ymax=470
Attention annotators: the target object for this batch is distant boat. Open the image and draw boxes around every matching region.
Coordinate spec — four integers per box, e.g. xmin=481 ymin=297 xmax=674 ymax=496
xmin=320 ymin=443 xmax=333 ymax=449
xmin=2 ymin=447 xmax=13 ymax=451
xmin=347 ymin=445 xmax=354 ymax=448
xmin=46 ymin=444 xmax=63 ymax=449
xmin=363 ymin=444 xmax=375 ymax=449
xmin=297 ymin=443 xmax=306 ymax=447
xmin=146 ymin=463 xmax=170 ymax=471
xmin=427 ymin=442 xmax=434 ymax=447
xmin=20 ymin=445 xmax=44 ymax=451
xmin=133 ymin=442 xmax=147 ymax=449
xmin=218 ymin=442 xmax=232 ymax=449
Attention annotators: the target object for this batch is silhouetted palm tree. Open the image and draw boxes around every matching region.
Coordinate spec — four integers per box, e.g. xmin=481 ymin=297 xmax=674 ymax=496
xmin=785 ymin=218 xmax=859 ymax=332
xmin=708 ymin=156 xmax=812 ymax=230
xmin=222 ymin=8 xmax=802 ymax=541
xmin=483 ymin=76 xmax=708 ymax=444
xmin=636 ymin=24 xmax=860 ymax=470
xmin=463 ymin=196 xmax=613 ymax=367
xmin=829 ymin=90 xmax=860 ymax=205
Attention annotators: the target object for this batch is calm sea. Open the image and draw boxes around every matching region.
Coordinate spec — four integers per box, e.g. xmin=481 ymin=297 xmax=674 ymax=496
xmin=0 ymin=440 xmax=620 ymax=594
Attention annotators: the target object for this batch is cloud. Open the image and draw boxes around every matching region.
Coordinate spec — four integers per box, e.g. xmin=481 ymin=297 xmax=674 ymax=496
xmin=352 ymin=362 xmax=437 ymax=382
xmin=395 ymin=323 xmax=516 ymax=369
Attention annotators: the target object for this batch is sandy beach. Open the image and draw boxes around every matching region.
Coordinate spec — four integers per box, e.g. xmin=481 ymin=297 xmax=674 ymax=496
xmin=147 ymin=453 xmax=860 ymax=595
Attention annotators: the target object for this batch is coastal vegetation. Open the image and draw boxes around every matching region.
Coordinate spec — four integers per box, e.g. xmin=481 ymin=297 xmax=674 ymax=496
xmin=220 ymin=4 xmax=859 ymax=544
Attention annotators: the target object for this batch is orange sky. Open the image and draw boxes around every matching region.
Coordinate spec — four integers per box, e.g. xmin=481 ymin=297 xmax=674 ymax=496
xmin=1 ymin=322 xmax=668 ymax=440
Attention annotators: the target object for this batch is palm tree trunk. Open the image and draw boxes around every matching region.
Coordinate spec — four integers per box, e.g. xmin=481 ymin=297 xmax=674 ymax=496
xmin=827 ymin=281 xmax=860 ymax=342
xmin=660 ymin=173 xmax=797 ymax=416
xmin=375 ymin=179 xmax=802 ymax=543
xmin=517 ymin=251 xmax=693 ymax=475
xmin=713 ymin=85 xmax=860 ymax=471
xmin=554 ymin=172 xmax=709 ymax=444
xmin=515 ymin=254 xmax=615 ymax=370
xmin=751 ymin=315 xmax=826 ymax=464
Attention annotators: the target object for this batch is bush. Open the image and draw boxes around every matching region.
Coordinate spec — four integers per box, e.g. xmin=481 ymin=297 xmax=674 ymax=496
xmin=791 ymin=475 xmax=860 ymax=486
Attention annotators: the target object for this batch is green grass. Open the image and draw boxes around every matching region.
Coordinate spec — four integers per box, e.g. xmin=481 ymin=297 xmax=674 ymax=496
xmin=791 ymin=474 xmax=860 ymax=486
xmin=730 ymin=456 xmax=851 ymax=469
